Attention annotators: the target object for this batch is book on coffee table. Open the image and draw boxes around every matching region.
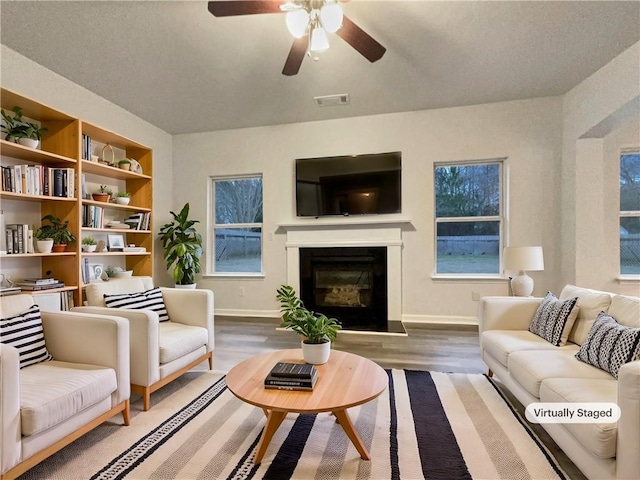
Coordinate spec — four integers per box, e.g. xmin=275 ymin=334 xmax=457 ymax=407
xmin=264 ymin=369 xmax=318 ymax=390
xmin=269 ymin=362 xmax=316 ymax=379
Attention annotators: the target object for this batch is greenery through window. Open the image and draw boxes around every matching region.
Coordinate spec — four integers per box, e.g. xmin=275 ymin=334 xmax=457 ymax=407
xmin=211 ymin=176 xmax=263 ymax=274
xmin=620 ymin=150 xmax=640 ymax=275
xmin=435 ymin=161 xmax=503 ymax=274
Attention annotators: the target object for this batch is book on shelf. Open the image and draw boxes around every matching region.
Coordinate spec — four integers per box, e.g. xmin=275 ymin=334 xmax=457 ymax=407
xmin=0 ymin=287 xmax=22 ymax=297
xmin=17 ymin=281 xmax=65 ymax=291
xmin=5 ymin=224 xmax=29 ymax=254
xmin=123 ymin=246 xmax=146 ymax=253
xmin=264 ymin=370 xmax=318 ymax=390
xmin=21 ymin=277 xmax=59 ymax=285
xmin=269 ymin=362 xmax=316 ymax=379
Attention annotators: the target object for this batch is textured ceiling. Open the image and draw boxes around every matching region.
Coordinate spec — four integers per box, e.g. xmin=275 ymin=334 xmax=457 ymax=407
xmin=1 ymin=1 xmax=638 ymax=135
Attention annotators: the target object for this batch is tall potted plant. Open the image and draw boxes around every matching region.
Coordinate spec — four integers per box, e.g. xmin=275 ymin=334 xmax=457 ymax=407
xmin=158 ymin=203 xmax=203 ymax=288
xmin=277 ymin=285 xmax=341 ymax=364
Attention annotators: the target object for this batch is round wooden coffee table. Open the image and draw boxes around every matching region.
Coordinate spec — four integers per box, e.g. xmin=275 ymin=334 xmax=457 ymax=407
xmin=225 ymin=348 xmax=388 ymax=464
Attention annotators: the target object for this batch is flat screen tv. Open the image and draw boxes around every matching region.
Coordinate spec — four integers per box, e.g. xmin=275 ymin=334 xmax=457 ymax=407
xmin=296 ymin=152 xmax=401 ymax=217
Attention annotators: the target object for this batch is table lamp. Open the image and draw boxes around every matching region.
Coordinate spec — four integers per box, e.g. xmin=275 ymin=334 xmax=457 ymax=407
xmin=503 ymin=246 xmax=544 ymax=296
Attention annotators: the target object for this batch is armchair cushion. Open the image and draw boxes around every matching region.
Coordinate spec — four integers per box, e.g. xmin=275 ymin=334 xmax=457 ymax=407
xmin=1 ymin=304 xmax=53 ymax=368
xmin=104 ymin=287 xmax=169 ymax=322
xmin=158 ymin=322 xmax=208 ymax=364
xmin=20 ymin=361 xmax=117 ymax=436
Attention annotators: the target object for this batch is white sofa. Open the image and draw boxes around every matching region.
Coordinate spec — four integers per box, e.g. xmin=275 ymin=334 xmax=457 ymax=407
xmin=479 ymin=285 xmax=640 ymax=480
xmin=73 ymin=276 xmax=214 ymax=410
xmin=0 ymin=294 xmax=130 ymax=480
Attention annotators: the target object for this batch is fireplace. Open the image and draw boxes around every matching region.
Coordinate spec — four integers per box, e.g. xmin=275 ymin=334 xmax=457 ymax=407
xmin=299 ymin=247 xmax=388 ymax=332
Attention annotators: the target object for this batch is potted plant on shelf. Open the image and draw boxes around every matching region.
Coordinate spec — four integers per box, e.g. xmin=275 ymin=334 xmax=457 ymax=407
xmin=117 ymin=159 xmax=131 ymax=171
xmin=81 ymin=236 xmax=97 ymax=253
xmin=158 ymin=203 xmax=203 ymax=288
xmin=1 ymin=106 xmax=48 ymax=149
xmin=276 ymin=285 xmax=341 ymax=365
xmin=115 ymin=191 xmax=131 ymax=205
xmin=39 ymin=215 xmax=76 ymax=252
xmin=33 ymin=225 xmax=54 ymax=254
xmin=92 ymin=185 xmax=112 ymax=202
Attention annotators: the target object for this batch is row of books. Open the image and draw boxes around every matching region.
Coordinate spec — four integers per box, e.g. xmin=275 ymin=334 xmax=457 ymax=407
xmin=5 ymin=224 xmax=34 ymax=254
xmin=81 ymin=134 xmax=93 ymax=161
xmin=124 ymin=212 xmax=151 ymax=231
xmin=1 ymin=165 xmax=75 ymax=198
xmin=264 ymin=362 xmax=318 ymax=391
xmin=82 ymin=204 xmax=105 ymax=228
xmin=81 ymin=258 xmax=91 ymax=284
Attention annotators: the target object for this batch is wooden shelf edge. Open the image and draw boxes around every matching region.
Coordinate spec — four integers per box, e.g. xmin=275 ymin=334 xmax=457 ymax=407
xmin=1 ymin=252 xmax=76 ymax=258
xmin=1 ymin=191 xmax=76 ymax=202
xmin=26 ymin=286 xmax=78 ymax=295
xmin=0 ymin=139 xmax=77 ymax=164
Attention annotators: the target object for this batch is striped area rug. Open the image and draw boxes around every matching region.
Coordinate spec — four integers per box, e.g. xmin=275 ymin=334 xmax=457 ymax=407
xmin=19 ymin=370 xmax=567 ymax=480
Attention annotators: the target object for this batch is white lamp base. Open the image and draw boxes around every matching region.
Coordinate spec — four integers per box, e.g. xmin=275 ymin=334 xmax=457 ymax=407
xmin=511 ymin=271 xmax=534 ymax=297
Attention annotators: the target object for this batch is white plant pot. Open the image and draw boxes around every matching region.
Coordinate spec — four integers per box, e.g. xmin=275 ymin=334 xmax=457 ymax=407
xmin=175 ymin=283 xmax=197 ymax=289
xmin=82 ymin=244 xmax=97 ymax=253
xmin=301 ymin=341 xmax=331 ymax=365
xmin=36 ymin=239 xmax=54 ymax=253
xmin=18 ymin=138 xmax=39 ymax=149
xmin=115 ymin=197 xmax=130 ymax=205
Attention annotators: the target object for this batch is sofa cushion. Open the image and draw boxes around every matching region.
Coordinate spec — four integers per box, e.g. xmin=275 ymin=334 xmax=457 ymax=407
xmin=158 ymin=322 xmax=208 ymax=364
xmin=575 ymin=312 xmax=640 ymax=378
xmin=508 ymin=348 xmax=612 ymax=398
xmin=560 ymin=285 xmax=612 ymax=346
xmin=104 ymin=287 xmax=170 ymax=322
xmin=20 ymin=360 xmax=117 ymax=436
xmin=482 ymin=330 xmax=569 ymax=368
xmin=529 ymin=292 xmax=579 ymax=346
xmin=540 ymin=377 xmax=618 ymax=459
xmin=608 ymin=295 xmax=640 ymax=328
xmin=0 ymin=304 xmax=53 ymax=369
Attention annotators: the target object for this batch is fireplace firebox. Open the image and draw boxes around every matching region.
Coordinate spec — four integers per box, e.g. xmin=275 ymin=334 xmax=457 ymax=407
xmin=299 ymin=247 xmax=388 ymax=332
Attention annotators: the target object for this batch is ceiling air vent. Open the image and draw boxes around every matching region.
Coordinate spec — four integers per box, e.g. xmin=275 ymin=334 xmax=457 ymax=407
xmin=314 ymin=94 xmax=350 ymax=107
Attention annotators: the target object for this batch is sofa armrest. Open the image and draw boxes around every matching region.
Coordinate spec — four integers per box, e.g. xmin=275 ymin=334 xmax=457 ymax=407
xmin=0 ymin=345 xmax=21 ymax=475
xmin=41 ymin=311 xmax=130 ymax=406
xmin=617 ymin=360 xmax=640 ymax=479
xmin=478 ymin=296 xmax=542 ymax=333
xmin=72 ymin=306 xmax=160 ymax=387
xmin=161 ymin=288 xmax=214 ymax=352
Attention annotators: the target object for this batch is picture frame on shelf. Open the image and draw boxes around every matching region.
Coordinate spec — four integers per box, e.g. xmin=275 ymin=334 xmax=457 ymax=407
xmin=89 ymin=264 xmax=104 ymax=281
xmin=107 ymin=234 xmax=125 ymax=252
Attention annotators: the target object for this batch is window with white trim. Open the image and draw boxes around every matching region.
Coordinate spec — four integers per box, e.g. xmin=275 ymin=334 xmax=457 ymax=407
xmin=210 ymin=175 xmax=263 ymax=274
xmin=620 ymin=149 xmax=640 ymax=276
xmin=434 ymin=160 xmax=503 ymax=275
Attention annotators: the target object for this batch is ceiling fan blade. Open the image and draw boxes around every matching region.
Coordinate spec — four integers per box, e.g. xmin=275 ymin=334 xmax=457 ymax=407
xmin=282 ymin=37 xmax=308 ymax=76
xmin=336 ymin=15 xmax=386 ymax=63
xmin=207 ymin=1 xmax=283 ymax=17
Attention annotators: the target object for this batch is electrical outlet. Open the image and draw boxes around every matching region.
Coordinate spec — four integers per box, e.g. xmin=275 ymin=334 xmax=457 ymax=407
xmin=472 ymin=291 xmax=481 ymax=301
xmin=239 ymin=286 xmax=245 ymax=297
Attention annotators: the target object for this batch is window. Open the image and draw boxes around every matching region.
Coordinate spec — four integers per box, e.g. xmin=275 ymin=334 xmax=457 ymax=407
xmin=620 ymin=150 xmax=640 ymax=276
xmin=434 ymin=161 xmax=503 ymax=275
xmin=210 ymin=175 xmax=263 ymax=274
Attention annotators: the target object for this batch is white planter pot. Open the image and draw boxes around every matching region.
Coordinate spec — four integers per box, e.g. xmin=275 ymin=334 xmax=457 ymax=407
xmin=301 ymin=341 xmax=331 ymax=365
xmin=175 ymin=283 xmax=197 ymax=289
xmin=115 ymin=197 xmax=130 ymax=205
xmin=36 ymin=239 xmax=54 ymax=253
xmin=18 ymin=138 xmax=39 ymax=149
xmin=82 ymin=244 xmax=97 ymax=253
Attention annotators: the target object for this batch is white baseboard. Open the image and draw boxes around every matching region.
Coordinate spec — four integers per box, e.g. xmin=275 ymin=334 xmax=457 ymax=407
xmin=215 ymin=309 xmax=279 ymax=318
xmin=402 ymin=314 xmax=478 ymax=325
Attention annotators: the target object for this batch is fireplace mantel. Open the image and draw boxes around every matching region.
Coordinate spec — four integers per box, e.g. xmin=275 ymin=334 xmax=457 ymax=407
xmin=276 ymin=215 xmax=413 ymax=232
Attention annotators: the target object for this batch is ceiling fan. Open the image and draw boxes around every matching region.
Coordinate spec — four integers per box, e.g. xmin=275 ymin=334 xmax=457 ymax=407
xmin=207 ymin=0 xmax=386 ymax=76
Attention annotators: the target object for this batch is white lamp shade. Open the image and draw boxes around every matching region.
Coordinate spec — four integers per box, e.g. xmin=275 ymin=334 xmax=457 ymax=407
xmin=310 ymin=26 xmax=330 ymax=53
xmin=503 ymin=246 xmax=544 ymax=272
xmin=320 ymin=3 xmax=343 ymax=33
xmin=286 ymin=9 xmax=310 ymax=38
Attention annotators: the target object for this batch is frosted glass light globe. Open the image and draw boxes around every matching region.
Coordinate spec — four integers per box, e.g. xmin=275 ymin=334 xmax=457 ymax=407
xmin=320 ymin=3 xmax=343 ymax=33
xmin=286 ymin=9 xmax=309 ymax=38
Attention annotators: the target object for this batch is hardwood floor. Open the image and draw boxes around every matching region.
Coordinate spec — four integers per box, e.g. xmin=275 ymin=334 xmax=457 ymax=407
xmin=213 ymin=316 xmax=485 ymax=374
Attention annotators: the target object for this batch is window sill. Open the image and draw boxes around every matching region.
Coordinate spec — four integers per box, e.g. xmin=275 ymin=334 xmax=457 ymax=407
xmin=431 ymin=274 xmax=508 ymax=282
xmin=204 ymin=272 xmax=265 ymax=279
xmin=617 ymin=276 xmax=640 ymax=284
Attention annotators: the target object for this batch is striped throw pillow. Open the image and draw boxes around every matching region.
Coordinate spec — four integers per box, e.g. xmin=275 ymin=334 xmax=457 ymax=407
xmin=529 ymin=292 xmax=580 ymax=346
xmin=0 ymin=305 xmax=54 ymax=368
xmin=103 ymin=287 xmax=170 ymax=322
xmin=575 ymin=311 xmax=640 ymax=378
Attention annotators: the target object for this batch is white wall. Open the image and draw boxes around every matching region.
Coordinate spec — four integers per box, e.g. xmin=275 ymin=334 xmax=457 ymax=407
xmin=561 ymin=42 xmax=640 ymax=295
xmin=1 ymin=46 xmax=173 ymax=285
xmin=174 ymin=96 xmax=564 ymax=321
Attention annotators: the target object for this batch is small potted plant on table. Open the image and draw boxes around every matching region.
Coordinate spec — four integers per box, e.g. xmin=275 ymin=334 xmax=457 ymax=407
xmin=81 ymin=236 xmax=97 ymax=253
xmin=276 ymin=285 xmax=341 ymax=365
xmin=115 ymin=191 xmax=131 ymax=205
xmin=39 ymin=215 xmax=76 ymax=252
xmin=92 ymin=185 xmax=112 ymax=202
xmin=1 ymin=106 xmax=48 ymax=149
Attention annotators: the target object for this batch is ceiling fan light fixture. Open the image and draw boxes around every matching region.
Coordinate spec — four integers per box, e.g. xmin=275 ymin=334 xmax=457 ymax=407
xmin=309 ymin=26 xmax=329 ymax=54
xmin=320 ymin=2 xmax=343 ymax=33
xmin=286 ymin=9 xmax=309 ymax=38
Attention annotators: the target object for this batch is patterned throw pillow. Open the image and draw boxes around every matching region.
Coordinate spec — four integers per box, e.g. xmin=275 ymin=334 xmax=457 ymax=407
xmin=575 ymin=311 xmax=640 ymax=378
xmin=0 ymin=304 xmax=54 ymax=368
xmin=104 ymin=287 xmax=170 ymax=322
xmin=529 ymin=292 xmax=580 ymax=346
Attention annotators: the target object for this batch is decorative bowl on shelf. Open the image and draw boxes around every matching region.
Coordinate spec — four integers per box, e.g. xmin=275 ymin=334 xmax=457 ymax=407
xmin=114 ymin=270 xmax=133 ymax=278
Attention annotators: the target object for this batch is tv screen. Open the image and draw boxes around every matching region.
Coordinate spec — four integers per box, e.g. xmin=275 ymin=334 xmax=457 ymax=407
xmin=296 ymin=152 xmax=401 ymax=217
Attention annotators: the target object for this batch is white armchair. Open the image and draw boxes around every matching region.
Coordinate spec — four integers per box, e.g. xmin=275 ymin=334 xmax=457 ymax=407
xmin=74 ymin=276 xmax=214 ymax=411
xmin=1 ymin=294 xmax=130 ymax=480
